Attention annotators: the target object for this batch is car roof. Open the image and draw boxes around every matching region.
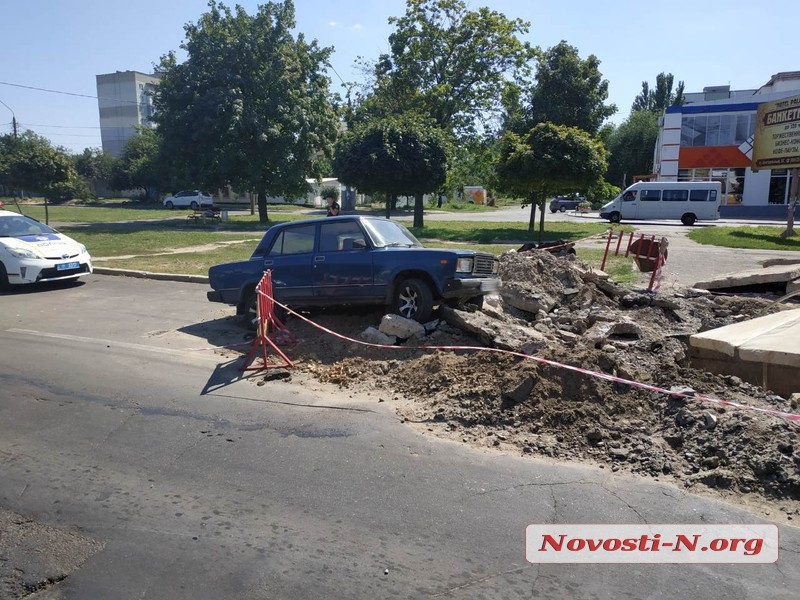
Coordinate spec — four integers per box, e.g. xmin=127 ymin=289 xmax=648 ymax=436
xmin=272 ymin=215 xmax=390 ymax=229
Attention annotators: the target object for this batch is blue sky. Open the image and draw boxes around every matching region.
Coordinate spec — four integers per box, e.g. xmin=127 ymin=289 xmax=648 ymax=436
xmin=2 ymin=0 xmax=798 ymax=154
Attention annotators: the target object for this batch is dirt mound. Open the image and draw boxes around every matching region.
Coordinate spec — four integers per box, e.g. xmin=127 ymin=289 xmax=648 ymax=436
xmin=275 ymin=249 xmax=800 ymax=520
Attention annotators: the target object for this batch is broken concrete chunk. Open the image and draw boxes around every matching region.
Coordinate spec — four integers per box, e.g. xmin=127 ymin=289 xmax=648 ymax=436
xmin=693 ymin=264 xmax=800 ymax=291
xmin=360 ymin=326 xmax=397 ymax=346
xmin=379 ymin=314 xmax=425 ymax=339
xmin=500 ymin=282 xmax=557 ymax=315
xmin=584 ymin=319 xmax=643 ymax=347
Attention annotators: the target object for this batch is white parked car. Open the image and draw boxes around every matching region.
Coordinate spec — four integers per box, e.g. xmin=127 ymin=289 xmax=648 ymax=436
xmin=163 ymin=190 xmax=214 ymax=210
xmin=0 ymin=210 xmax=93 ymax=288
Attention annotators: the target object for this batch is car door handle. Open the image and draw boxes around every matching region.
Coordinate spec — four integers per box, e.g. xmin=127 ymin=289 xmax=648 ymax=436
xmin=264 ymin=259 xmax=273 ymax=266
xmin=314 ymin=256 xmax=325 ymax=263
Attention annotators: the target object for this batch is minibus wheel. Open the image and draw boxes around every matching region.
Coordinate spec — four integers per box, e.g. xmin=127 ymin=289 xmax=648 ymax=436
xmin=681 ymin=213 xmax=696 ymax=226
xmin=609 ymin=211 xmax=621 ymax=223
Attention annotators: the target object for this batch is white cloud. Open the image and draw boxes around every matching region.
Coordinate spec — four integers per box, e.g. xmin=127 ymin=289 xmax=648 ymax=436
xmin=329 ymin=21 xmax=337 ymax=27
xmin=351 ymin=23 xmax=362 ymax=30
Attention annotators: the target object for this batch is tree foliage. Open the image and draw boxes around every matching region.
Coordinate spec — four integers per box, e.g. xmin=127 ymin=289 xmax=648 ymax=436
xmin=333 ymin=115 xmax=448 ymax=227
xmin=74 ymin=148 xmax=114 ymax=196
xmin=506 ymin=41 xmax=616 ymax=135
xmin=0 ymin=132 xmax=85 ymax=201
xmin=153 ymin=0 xmax=338 ymax=222
xmin=110 ymin=127 xmax=168 ymax=200
xmin=604 ymin=110 xmax=661 ymax=187
xmin=631 ymin=72 xmax=685 ymax=113
xmin=495 ymin=123 xmax=607 ymax=236
xmin=358 ymin=0 xmax=534 ymax=137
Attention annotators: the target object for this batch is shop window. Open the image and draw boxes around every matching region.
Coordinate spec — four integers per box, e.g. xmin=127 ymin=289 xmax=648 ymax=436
xmin=735 ymin=114 xmax=751 ymax=144
xmin=768 ymin=170 xmax=789 ymax=204
xmin=705 ymin=116 xmax=721 ymax=146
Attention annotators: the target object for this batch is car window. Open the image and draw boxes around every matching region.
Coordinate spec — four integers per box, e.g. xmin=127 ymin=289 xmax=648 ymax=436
xmin=319 ymin=221 xmax=367 ymax=252
xmin=0 ymin=215 xmax=56 ymax=237
xmin=640 ymin=190 xmax=661 ymax=202
xmin=268 ymin=224 xmax=316 ymax=256
xmin=362 ymin=219 xmax=422 ymax=248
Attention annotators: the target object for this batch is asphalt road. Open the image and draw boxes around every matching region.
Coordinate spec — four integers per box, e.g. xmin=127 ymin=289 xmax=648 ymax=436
xmin=1 ymin=275 xmax=799 ymax=599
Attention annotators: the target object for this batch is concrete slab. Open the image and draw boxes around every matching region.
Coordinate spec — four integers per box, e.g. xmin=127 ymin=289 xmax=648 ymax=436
xmin=763 ymin=257 xmax=800 ymax=268
xmin=689 ymin=309 xmax=800 ymax=396
xmin=693 ymin=264 xmax=800 ymax=290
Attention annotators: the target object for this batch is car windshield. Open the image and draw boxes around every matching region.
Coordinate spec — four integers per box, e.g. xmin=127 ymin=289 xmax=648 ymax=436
xmin=362 ymin=219 xmax=422 ymax=248
xmin=0 ymin=214 xmax=57 ymax=237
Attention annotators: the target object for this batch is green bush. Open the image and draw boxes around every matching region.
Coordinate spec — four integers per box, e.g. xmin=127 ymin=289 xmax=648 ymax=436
xmin=319 ymin=185 xmax=339 ymax=201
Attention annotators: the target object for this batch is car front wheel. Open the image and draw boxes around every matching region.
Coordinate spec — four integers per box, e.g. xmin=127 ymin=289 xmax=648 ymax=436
xmin=190 ymin=201 xmax=200 ymax=210
xmin=0 ymin=261 xmax=9 ymax=290
xmin=394 ymin=278 xmax=434 ymax=322
xmin=559 ymin=205 xmax=567 ymax=212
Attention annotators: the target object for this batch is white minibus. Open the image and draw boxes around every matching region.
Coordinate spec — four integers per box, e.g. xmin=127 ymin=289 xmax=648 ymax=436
xmin=599 ymin=181 xmax=721 ymax=225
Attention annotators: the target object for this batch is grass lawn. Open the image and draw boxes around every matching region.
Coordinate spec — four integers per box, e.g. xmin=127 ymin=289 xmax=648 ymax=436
xmin=688 ymin=225 xmax=800 ymax=251
xmin=21 ymin=206 xmax=635 ymax=279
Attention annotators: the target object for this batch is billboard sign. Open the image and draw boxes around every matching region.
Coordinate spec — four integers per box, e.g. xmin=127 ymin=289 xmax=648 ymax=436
xmin=752 ymin=94 xmax=800 ymax=170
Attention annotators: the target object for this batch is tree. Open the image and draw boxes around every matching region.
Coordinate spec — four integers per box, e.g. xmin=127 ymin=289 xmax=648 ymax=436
xmin=0 ymin=132 xmax=83 ymax=203
xmin=74 ymin=148 xmax=114 ymax=196
xmin=446 ymin=134 xmax=499 ymax=199
xmin=631 ymin=72 xmax=685 ymax=113
xmin=153 ymin=0 xmax=338 ymax=223
xmin=495 ymin=122 xmax=607 ymax=237
xmin=333 ymin=115 xmax=448 ymax=227
xmin=110 ymin=127 xmax=168 ymax=200
xmin=358 ymin=0 xmax=535 ymax=137
xmin=604 ymin=110 xmax=661 ymax=187
xmin=508 ymin=41 xmax=616 ymax=135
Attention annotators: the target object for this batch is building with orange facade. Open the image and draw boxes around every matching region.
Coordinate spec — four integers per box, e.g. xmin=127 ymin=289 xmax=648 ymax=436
xmin=653 ymin=71 xmax=800 ymax=217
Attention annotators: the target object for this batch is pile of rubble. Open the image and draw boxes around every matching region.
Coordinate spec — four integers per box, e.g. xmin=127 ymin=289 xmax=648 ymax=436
xmin=290 ymin=249 xmax=800 ymax=518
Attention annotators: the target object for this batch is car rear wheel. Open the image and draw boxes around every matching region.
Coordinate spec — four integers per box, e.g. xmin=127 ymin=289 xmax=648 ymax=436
xmin=609 ymin=211 xmax=621 ymax=223
xmin=190 ymin=200 xmax=200 ymax=210
xmin=681 ymin=213 xmax=697 ymax=226
xmin=165 ymin=201 xmax=174 ymax=209
xmin=394 ymin=278 xmax=434 ymax=322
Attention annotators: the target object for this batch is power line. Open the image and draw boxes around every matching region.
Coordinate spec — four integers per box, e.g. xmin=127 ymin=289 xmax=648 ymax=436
xmin=0 ymin=80 xmax=144 ymax=106
xmin=20 ymin=122 xmax=103 ymax=129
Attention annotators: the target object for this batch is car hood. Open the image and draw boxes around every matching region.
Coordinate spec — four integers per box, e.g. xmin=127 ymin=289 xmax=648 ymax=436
xmin=1 ymin=233 xmax=85 ymax=258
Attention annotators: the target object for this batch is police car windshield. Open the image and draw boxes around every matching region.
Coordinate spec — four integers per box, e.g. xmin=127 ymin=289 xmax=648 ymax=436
xmin=0 ymin=214 xmax=57 ymax=237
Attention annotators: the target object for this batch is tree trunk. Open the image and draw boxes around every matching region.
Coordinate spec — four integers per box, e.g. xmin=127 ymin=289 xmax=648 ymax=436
xmin=537 ymin=186 xmax=547 ymax=242
xmin=781 ymin=168 xmax=798 ymax=238
xmin=390 ymin=194 xmax=398 ymax=211
xmin=413 ymin=193 xmax=425 ymax=229
xmin=257 ymin=189 xmax=269 ymax=224
xmin=385 ymin=195 xmax=391 ymax=219
xmin=527 ymin=193 xmax=536 ymax=232
xmin=44 ymin=197 xmax=49 ymax=225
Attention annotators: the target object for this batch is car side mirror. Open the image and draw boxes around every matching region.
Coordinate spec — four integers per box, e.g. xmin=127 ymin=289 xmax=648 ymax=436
xmin=352 ymin=238 xmax=367 ymax=249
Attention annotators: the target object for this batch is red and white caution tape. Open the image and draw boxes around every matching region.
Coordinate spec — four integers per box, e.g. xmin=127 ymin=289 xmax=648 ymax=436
xmin=261 ymin=293 xmax=800 ymax=423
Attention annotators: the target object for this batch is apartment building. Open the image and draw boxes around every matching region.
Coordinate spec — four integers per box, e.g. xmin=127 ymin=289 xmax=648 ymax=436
xmin=96 ymin=71 xmax=160 ymax=158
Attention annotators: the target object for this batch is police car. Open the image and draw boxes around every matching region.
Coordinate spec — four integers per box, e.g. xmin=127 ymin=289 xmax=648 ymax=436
xmin=0 ymin=209 xmax=93 ymax=288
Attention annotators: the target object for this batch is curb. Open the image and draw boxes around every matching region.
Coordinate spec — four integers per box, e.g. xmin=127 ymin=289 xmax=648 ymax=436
xmin=93 ymin=267 xmax=209 ymax=284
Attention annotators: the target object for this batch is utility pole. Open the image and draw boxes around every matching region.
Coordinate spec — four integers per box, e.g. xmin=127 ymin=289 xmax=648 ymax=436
xmin=0 ymin=98 xmax=17 ymax=138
